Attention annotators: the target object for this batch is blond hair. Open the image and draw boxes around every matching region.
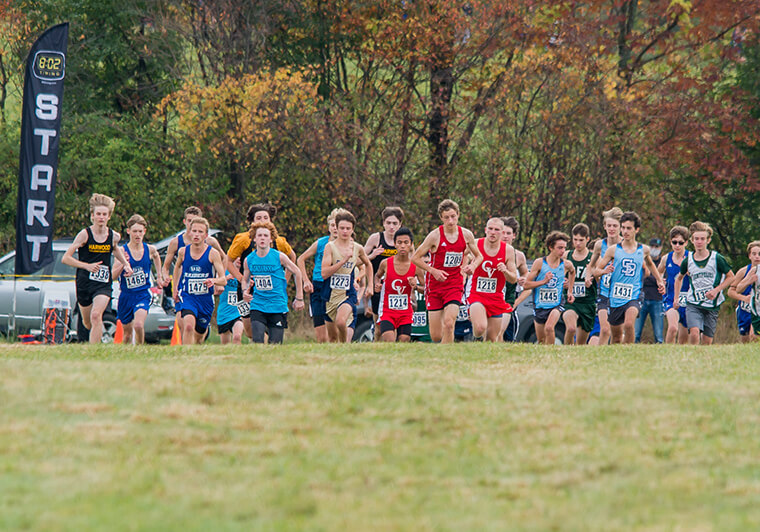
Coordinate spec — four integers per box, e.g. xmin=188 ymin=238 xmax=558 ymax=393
xmin=189 ymin=216 xmax=210 ymax=233
xmin=689 ymin=221 xmax=712 ymax=238
xmin=328 ymin=208 xmax=350 ymax=224
xmin=602 ymin=206 xmax=623 ymax=223
xmin=89 ymin=193 xmax=115 ymax=215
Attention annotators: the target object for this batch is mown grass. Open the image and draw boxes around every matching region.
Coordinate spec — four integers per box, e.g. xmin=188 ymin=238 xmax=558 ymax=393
xmin=2 ymin=343 xmax=760 ymax=531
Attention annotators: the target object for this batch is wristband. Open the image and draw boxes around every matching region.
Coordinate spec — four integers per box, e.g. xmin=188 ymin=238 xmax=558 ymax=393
xmin=294 ymin=297 xmax=304 ymax=301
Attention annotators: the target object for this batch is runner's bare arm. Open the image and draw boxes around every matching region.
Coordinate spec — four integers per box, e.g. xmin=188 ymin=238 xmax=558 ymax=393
xmin=280 ymin=253 xmax=304 ymax=310
xmin=208 ymin=249 xmax=228 ymax=287
xmin=735 ymin=267 xmax=757 ymax=294
xmin=586 ymin=240 xmax=603 ymax=281
xmin=461 ymin=230 xmax=483 ymax=276
xmin=358 ymin=247 xmax=374 ymax=298
xmin=162 ymin=237 xmax=179 ymax=279
xmin=297 ymin=240 xmax=318 ymax=294
xmin=149 ymin=244 xmax=165 ymax=287
xmin=172 ymin=248 xmax=185 ymax=300
xmin=321 ymin=244 xmax=350 ymax=279
xmin=594 ymin=247 xmax=616 ymax=277
xmin=522 ymin=260 xmax=547 ymax=289
xmin=643 ymin=246 xmax=665 ymax=294
xmin=364 ymin=232 xmax=382 ymax=259
xmin=565 ymin=262 xmax=576 ymax=303
xmin=412 ymin=230 xmax=446 ymax=280
xmin=61 ymin=230 xmax=101 ymax=273
xmin=374 ymin=259 xmax=387 ymax=293
xmin=111 ymin=231 xmax=133 ymax=276
xmin=706 ymin=269 xmax=734 ymax=301
xmin=502 ymin=244 xmax=518 ymax=284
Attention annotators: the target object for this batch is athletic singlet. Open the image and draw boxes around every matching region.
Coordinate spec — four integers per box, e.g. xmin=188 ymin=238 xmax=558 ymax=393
xmin=217 ymin=275 xmax=247 ymax=325
xmin=177 ymin=233 xmax=186 ymax=249
xmin=504 ymin=247 xmax=519 ymax=304
xmin=737 ymin=264 xmax=753 ymax=314
xmin=609 ymin=243 xmax=644 ymax=308
xmin=566 ymin=250 xmax=595 ymax=302
xmin=378 ymin=256 xmax=416 ymax=320
xmin=685 ymin=251 xmax=726 ymax=309
xmin=664 ymin=250 xmax=689 ymax=307
xmin=312 ymin=235 xmax=330 ymax=282
xmin=324 ymin=241 xmax=361 ymax=318
xmin=428 ymin=226 xmax=466 ymax=288
xmin=370 ymin=232 xmax=397 ymax=277
xmin=120 ymin=243 xmax=151 ymax=294
xmin=246 ymin=247 xmax=288 ymax=314
xmin=534 ymin=257 xmax=565 ymax=309
xmin=468 ymin=239 xmax=507 ymax=299
xmin=178 ymin=245 xmax=214 ymax=301
xmin=599 ymin=239 xmax=612 ymax=298
xmin=76 ymin=227 xmax=114 ymax=286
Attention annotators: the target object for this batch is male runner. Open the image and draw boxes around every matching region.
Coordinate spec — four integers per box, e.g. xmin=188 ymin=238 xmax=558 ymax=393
xmin=562 ymin=223 xmax=596 ymax=345
xmin=242 ymin=222 xmax=304 ymax=344
xmin=112 ymin=214 xmax=164 ymax=345
xmin=364 ymin=206 xmax=403 ymax=336
xmin=321 ymin=211 xmax=374 ymax=343
xmin=297 ymin=208 xmax=341 ymax=343
xmin=62 ymin=193 xmax=133 ymax=344
xmin=634 ymin=237 xmax=664 ymax=343
xmin=735 ymin=243 xmax=760 ymax=332
xmin=587 ymin=206 xmax=623 ymax=345
xmin=226 ymin=203 xmax=297 ymax=339
xmin=466 ymin=218 xmax=517 ymax=341
xmin=216 ymin=259 xmax=248 ymax=345
xmin=728 ymin=240 xmax=760 ymax=343
xmin=500 ymin=216 xmax=529 ymax=338
xmin=674 ymin=221 xmax=734 ymax=345
xmin=595 ymin=212 xmax=665 ymax=344
xmin=374 ymin=227 xmax=424 ymax=342
xmin=412 ymin=199 xmax=482 ymax=344
xmin=172 ymin=217 xmax=227 ymax=344
xmin=658 ymin=226 xmax=690 ymax=344
xmin=524 ymin=231 xmax=575 ymax=345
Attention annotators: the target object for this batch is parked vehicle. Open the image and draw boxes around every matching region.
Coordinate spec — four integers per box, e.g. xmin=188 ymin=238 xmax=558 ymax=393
xmin=0 ymin=241 xmax=175 ymax=343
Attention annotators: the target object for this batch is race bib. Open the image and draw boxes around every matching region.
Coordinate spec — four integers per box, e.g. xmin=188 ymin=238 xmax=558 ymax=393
xmin=443 ymin=252 xmax=463 ymax=268
xmin=457 ymin=305 xmax=469 ymax=320
xmin=678 ymin=292 xmax=688 ymax=307
xmin=740 ymin=300 xmax=752 ymax=312
xmin=89 ymin=265 xmax=110 ymax=283
xmin=254 ymin=275 xmax=273 ymax=291
xmin=612 ymin=283 xmax=634 ymax=301
xmin=388 ymin=294 xmax=409 ymax=310
xmin=187 ymin=279 xmax=208 ymax=295
xmin=693 ymin=287 xmax=709 ymax=303
xmin=330 ymin=274 xmax=351 ymax=291
xmin=572 ymin=282 xmax=586 ymax=298
xmin=412 ymin=312 xmax=427 ymax=327
xmin=476 ymin=276 xmax=497 ymax=294
xmin=538 ymin=288 xmax=559 ymax=305
xmin=227 ymin=291 xmax=239 ymax=306
xmin=601 ymin=274 xmax=611 ymax=289
xmin=125 ymin=269 xmax=147 ymax=289
xmin=236 ymin=300 xmax=250 ymax=316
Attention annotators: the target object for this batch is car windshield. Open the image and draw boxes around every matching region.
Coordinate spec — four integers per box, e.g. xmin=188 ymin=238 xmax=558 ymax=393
xmin=0 ymin=252 xmax=56 ymax=280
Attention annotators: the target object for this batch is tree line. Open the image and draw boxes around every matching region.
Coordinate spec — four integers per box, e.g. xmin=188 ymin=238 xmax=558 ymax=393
xmin=0 ymin=0 xmax=759 ymax=263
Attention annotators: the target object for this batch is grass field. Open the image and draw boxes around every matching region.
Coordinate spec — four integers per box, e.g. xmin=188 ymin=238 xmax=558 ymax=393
xmin=2 ymin=343 xmax=760 ymax=531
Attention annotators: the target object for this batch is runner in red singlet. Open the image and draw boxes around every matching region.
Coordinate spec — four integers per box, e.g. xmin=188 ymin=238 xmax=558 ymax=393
xmin=374 ymin=228 xmax=424 ymax=342
xmin=412 ymin=199 xmax=482 ymax=343
xmin=467 ymin=218 xmax=518 ymax=341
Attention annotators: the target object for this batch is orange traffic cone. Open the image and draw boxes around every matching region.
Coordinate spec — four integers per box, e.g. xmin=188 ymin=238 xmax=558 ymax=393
xmin=170 ymin=315 xmax=182 ymax=346
xmin=114 ymin=320 xmax=124 ymax=344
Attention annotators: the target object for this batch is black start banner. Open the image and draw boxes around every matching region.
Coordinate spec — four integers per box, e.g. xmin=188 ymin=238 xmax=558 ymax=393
xmin=15 ymin=23 xmax=68 ymax=275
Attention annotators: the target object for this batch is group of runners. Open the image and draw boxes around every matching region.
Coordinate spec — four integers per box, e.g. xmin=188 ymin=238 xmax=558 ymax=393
xmin=64 ymin=194 xmax=760 ymax=346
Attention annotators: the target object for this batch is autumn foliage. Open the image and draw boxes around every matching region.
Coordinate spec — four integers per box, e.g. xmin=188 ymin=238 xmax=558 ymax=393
xmin=0 ymin=0 xmax=759 ymax=259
